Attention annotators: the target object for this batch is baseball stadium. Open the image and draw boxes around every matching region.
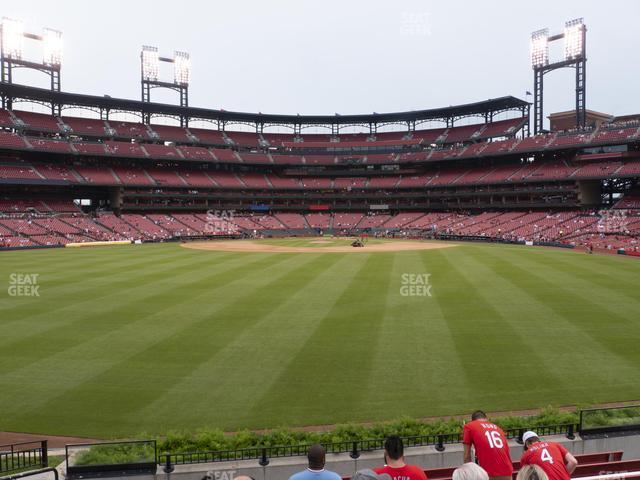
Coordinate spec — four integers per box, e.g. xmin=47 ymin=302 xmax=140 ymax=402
xmin=0 ymin=3 xmax=639 ymax=480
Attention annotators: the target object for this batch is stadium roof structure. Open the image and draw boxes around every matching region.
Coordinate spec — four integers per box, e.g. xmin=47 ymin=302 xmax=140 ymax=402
xmin=0 ymin=82 xmax=530 ymax=132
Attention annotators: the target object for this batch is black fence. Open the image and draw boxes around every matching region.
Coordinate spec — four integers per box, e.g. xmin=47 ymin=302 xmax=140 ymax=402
xmin=0 ymin=441 xmax=48 ymax=476
xmin=580 ymin=405 xmax=640 ymax=436
xmin=160 ymin=423 xmax=578 ymax=468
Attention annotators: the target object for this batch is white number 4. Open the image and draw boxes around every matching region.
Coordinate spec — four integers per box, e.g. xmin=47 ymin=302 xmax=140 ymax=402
xmin=541 ymin=449 xmax=554 ymax=464
xmin=484 ymin=431 xmax=504 ymax=449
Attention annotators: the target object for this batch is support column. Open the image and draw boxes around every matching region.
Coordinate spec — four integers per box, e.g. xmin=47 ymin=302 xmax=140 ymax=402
xmin=576 ymin=59 xmax=586 ymax=129
xmin=533 ymin=69 xmax=544 ymax=135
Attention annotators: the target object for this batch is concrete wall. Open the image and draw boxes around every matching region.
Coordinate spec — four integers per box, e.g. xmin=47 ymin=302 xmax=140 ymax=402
xmin=147 ymin=433 xmax=640 ymax=480
xmin=577 ymin=180 xmax=602 ymax=206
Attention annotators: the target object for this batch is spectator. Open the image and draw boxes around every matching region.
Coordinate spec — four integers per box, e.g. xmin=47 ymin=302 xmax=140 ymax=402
xmin=352 ymin=469 xmax=392 ymax=480
xmin=463 ymin=410 xmax=513 ymax=480
xmin=520 ymin=431 xmax=577 ymax=480
xmin=374 ymin=436 xmax=427 ymax=480
xmin=288 ymin=444 xmax=341 ymax=480
xmin=516 ymin=465 xmax=548 ymax=480
xmin=453 ymin=463 xmax=489 ymax=480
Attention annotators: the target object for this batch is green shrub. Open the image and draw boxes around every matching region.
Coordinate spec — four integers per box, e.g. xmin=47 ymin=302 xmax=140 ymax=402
xmin=73 ymin=443 xmax=155 ymax=466
xmin=154 ymin=408 xmax=580 ymax=454
xmin=64 ymin=407 xmax=640 ymax=466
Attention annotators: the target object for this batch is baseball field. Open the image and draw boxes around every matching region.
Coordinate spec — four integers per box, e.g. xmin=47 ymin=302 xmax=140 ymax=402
xmin=1 ymin=238 xmax=639 ymax=438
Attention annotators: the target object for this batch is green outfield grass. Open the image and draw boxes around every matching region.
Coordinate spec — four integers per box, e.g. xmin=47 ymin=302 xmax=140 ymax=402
xmin=1 ymin=239 xmax=639 ymax=438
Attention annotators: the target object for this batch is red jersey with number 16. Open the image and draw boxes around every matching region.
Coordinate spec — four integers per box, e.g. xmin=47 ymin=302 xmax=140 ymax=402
xmin=520 ymin=441 xmax=570 ymax=480
xmin=462 ymin=420 xmax=513 ymax=477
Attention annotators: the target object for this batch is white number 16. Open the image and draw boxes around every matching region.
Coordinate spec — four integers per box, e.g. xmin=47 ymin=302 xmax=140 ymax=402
xmin=484 ymin=431 xmax=504 ymax=448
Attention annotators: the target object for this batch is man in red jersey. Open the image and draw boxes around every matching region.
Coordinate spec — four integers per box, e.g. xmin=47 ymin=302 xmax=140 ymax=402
xmin=520 ymin=431 xmax=577 ymax=480
xmin=374 ymin=436 xmax=427 ymax=480
xmin=463 ymin=411 xmax=513 ymax=480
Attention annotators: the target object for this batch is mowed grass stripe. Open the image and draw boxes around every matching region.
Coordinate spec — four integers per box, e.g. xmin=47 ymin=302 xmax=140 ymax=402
xmin=362 ymin=250 xmax=471 ymax=418
xmin=0 ymin=245 xmax=229 ymax=329
xmin=474 ymin=246 xmax=640 ymax=399
xmin=0 ymin=250 xmax=239 ymax=346
xmin=3 ymin=253 xmax=324 ymax=436
xmin=137 ymin=252 xmax=356 ymax=432
xmin=489 ymin=248 xmax=640 ymax=367
xmin=0 ymin=251 xmax=254 ymax=373
xmin=425 ymin=247 xmax=566 ymax=408
xmin=1 ymin=245 xmax=214 ymax=304
xmin=247 ymin=253 xmax=394 ymax=427
xmin=0 ymin=251 xmax=285 ymax=396
xmin=547 ymin=249 xmax=640 ymax=282
xmin=416 ymin=250 xmax=487 ymax=414
xmin=454 ymin=246 xmax=608 ymax=400
xmin=0 ymin=244 xmax=183 ymax=285
xmin=505 ymin=247 xmax=640 ymax=327
xmin=0 ymin=253 xmax=293 ymax=432
xmin=516 ymin=249 xmax=640 ymax=307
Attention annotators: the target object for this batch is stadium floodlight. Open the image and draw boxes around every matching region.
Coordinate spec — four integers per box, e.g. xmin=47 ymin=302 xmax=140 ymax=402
xmin=141 ymin=45 xmax=159 ymax=81
xmin=141 ymin=47 xmax=189 ymax=111
xmin=564 ymin=18 xmax=585 ymax=61
xmin=174 ymin=51 xmax=190 ymax=85
xmin=1 ymin=17 xmax=24 ymax=60
xmin=530 ymin=28 xmax=549 ymax=68
xmin=43 ymin=28 xmax=63 ymax=67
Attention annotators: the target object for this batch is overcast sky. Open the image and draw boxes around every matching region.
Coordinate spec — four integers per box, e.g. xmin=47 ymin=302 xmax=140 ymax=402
xmin=6 ymin=0 xmax=640 ymax=129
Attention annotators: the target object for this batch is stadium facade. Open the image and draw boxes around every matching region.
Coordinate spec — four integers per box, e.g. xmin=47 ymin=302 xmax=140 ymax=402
xmin=0 ymin=80 xmax=638 ymax=251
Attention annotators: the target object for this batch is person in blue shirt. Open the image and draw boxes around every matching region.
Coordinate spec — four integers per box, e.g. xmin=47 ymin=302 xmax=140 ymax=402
xmin=288 ymin=444 xmax=342 ymax=480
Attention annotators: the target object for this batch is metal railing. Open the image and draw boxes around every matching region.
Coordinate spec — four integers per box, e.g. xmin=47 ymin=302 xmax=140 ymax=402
xmin=160 ymin=423 xmax=578 ymax=468
xmin=0 ymin=441 xmax=48 ymax=476
xmin=1 ymin=467 xmax=58 ymax=480
xmin=580 ymin=404 xmax=640 ymax=436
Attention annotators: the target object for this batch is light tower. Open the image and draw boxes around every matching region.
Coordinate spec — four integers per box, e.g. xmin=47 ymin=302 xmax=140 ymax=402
xmin=0 ymin=17 xmax=63 ymax=113
xmin=140 ymin=46 xmax=190 ymax=125
xmin=530 ymin=18 xmax=587 ymax=134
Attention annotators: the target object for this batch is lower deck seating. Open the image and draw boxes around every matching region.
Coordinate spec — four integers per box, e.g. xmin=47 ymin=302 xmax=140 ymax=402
xmin=305 ymin=213 xmax=331 ymax=229
xmin=2 ymin=206 xmax=640 ymax=251
xmin=333 ymin=213 xmax=364 ymax=229
xmin=274 ymin=213 xmax=308 ymax=229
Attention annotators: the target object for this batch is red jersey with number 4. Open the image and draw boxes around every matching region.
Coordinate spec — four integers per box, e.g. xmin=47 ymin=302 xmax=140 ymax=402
xmin=520 ymin=442 xmax=570 ymax=480
xmin=462 ymin=420 xmax=513 ymax=477
xmin=374 ymin=464 xmax=427 ymax=480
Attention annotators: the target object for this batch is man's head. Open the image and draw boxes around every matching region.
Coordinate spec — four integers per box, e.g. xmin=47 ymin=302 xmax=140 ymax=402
xmin=307 ymin=444 xmax=326 ymax=470
xmin=471 ymin=410 xmax=487 ymax=421
xmin=522 ymin=431 xmax=540 ymax=450
xmin=384 ymin=435 xmax=404 ymax=462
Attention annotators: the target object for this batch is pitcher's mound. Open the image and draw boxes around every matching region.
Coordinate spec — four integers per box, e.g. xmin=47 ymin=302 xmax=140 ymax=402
xmin=181 ymin=239 xmax=458 ymax=253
